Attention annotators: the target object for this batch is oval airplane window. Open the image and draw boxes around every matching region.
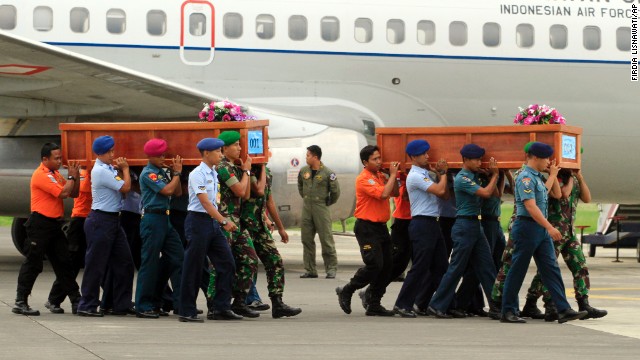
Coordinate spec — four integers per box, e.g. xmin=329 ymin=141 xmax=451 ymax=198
xmin=449 ymin=21 xmax=467 ymax=46
xmin=550 ymin=25 xmax=568 ymax=49
xmin=107 ymin=9 xmax=126 ymax=34
xmin=387 ymin=19 xmax=405 ymax=44
xmin=417 ymin=20 xmax=435 ymax=45
xmin=70 ymin=7 xmax=90 ymax=33
xmin=516 ymin=23 xmax=534 ymax=48
xmin=224 ymin=13 xmax=243 ymax=39
xmin=583 ymin=26 xmax=600 ymax=51
xmin=256 ymin=14 xmax=275 ymax=40
xmin=33 ymin=6 xmax=53 ymax=32
xmin=190 ymin=13 xmax=207 ymax=36
xmin=289 ymin=15 xmax=307 ymax=41
xmin=321 ymin=16 xmax=339 ymax=42
xmin=0 ymin=5 xmax=17 ymax=30
xmin=483 ymin=22 xmax=500 ymax=47
xmin=355 ymin=18 xmax=373 ymax=43
xmin=617 ymin=27 xmax=631 ymax=51
xmin=147 ymin=10 xmax=166 ymax=36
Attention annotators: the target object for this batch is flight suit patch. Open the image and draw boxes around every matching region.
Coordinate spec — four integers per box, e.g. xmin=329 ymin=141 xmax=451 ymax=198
xmin=303 ymin=172 xmax=310 ymax=180
xmin=329 ymin=173 xmax=337 ymax=181
xmin=315 ymin=175 xmax=322 ymax=181
xmin=522 ymin=177 xmax=532 ymax=186
xmin=362 ymin=244 xmax=372 ymax=250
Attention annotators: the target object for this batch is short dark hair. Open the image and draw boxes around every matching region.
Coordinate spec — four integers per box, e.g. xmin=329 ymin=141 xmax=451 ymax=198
xmin=41 ymin=143 xmax=60 ymax=159
xmin=360 ymin=145 xmax=380 ymax=163
xmin=307 ymin=145 xmax=322 ymax=159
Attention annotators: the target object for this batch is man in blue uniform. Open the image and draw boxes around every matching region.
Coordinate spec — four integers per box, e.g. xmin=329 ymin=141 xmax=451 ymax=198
xmin=135 ymin=139 xmax=185 ymax=318
xmin=500 ymin=142 xmax=587 ymax=324
xmin=427 ymin=144 xmax=499 ymax=318
xmin=179 ymin=138 xmax=240 ymax=322
xmin=393 ymin=140 xmax=450 ymax=317
xmin=77 ymin=136 xmax=135 ymax=317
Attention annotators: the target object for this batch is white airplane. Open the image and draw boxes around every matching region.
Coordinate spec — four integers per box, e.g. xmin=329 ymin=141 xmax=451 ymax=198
xmin=0 ymin=0 xmax=638 ymax=250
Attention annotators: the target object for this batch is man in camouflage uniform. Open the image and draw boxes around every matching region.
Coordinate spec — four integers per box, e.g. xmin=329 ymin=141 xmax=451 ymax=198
xmin=214 ymin=131 xmax=260 ymax=318
xmin=298 ymin=145 xmax=340 ymax=279
xmin=521 ymin=169 xmax=607 ymax=320
xmin=241 ymin=164 xmax=301 ymax=318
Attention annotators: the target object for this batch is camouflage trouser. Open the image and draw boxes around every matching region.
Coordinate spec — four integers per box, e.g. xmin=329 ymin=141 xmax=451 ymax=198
xmin=249 ymin=226 xmax=285 ymax=297
xmin=207 ymin=226 xmax=258 ymax=301
xmin=491 ymin=237 xmax=515 ymax=303
xmin=527 ymin=233 xmax=590 ymax=303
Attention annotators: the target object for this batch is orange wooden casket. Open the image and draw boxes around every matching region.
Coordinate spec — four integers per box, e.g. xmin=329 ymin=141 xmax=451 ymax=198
xmin=59 ymin=120 xmax=269 ymax=167
xmin=376 ymin=124 xmax=582 ymax=170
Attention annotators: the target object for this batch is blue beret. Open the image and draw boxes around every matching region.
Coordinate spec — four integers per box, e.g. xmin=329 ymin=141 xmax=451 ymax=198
xmin=197 ymin=137 xmax=224 ymax=151
xmin=460 ymin=144 xmax=485 ymax=159
xmin=528 ymin=142 xmax=554 ymax=158
xmin=405 ymin=140 xmax=430 ymax=156
xmin=218 ymin=131 xmax=241 ymax=146
xmin=92 ymin=135 xmax=114 ymax=155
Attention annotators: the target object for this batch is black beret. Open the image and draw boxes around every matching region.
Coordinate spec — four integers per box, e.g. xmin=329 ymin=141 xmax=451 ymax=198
xmin=528 ymin=142 xmax=554 ymax=158
xmin=460 ymin=144 xmax=485 ymax=159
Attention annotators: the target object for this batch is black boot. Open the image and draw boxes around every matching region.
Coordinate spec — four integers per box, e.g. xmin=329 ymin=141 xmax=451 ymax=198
xmin=358 ymin=287 xmax=370 ymax=310
xmin=12 ymin=296 xmax=40 ymax=316
xmin=520 ymin=297 xmax=545 ymax=319
xmin=577 ymin=296 xmax=608 ymax=320
xmin=206 ymin=297 xmax=215 ymax=320
xmin=336 ymin=285 xmax=354 ymax=314
xmin=488 ymin=300 xmax=501 ymax=320
xmin=231 ymin=299 xmax=260 ymax=318
xmin=544 ymin=302 xmax=558 ymax=322
xmin=558 ymin=308 xmax=588 ymax=323
xmin=270 ymin=296 xmax=302 ymax=318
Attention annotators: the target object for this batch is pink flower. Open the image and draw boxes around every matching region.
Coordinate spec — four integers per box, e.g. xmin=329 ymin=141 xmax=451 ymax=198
xmin=224 ymin=102 xmax=233 ymax=109
xmin=198 ymin=111 xmax=207 ymax=119
xmin=222 ymin=114 xmax=231 ymax=122
xmin=210 ymin=102 xmax=215 ymax=108
xmin=207 ymin=112 xmax=214 ymax=122
xmin=523 ymin=116 xmax=535 ymax=125
xmin=557 ymin=117 xmax=566 ymax=124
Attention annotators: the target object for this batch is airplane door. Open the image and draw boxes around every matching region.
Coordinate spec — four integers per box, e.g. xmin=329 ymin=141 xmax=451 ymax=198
xmin=180 ymin=0 xmax=215 ymax=66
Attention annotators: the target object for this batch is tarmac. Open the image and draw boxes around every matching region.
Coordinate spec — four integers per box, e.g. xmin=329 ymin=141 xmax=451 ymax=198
xmin=0 ymin=226 xmax=639 ymax=360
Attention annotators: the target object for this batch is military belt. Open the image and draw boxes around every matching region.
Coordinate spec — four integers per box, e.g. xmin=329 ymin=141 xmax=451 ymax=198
xmin=457 ymin=215 xmax=481 ymax=220
xmin=145 ymin=208 xmax=170 ymax=215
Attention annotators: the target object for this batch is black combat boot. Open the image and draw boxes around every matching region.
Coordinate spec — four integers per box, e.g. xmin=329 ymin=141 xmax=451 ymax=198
xmin=577 ymin=296 xmax=608 ymax=320
xmin=557 ymin=308 xmax=588 ymax=324
xmin=488 ymin=299 xmax=502 ymax=320
xmin=336 ymin=285 xmax=355 ymax=314
xmin=70 ymin=292 xmax=81 ymax=315
xmin=544 ymin=302 xmax=558 ymax=322
xmin=12 ymin=296 xmax=40 ymax=316
xmin=358 ymin=287 xmax=370 ymax=310
xmin=206 ymin=297 xmax=215 ymax=320
xmin=520 ymin=297 xmax=545 ymax=319
xmin=270 ymin=296 xmax=302 ymax=318
xmin=231 ymin=299 xmax=260 ymax=318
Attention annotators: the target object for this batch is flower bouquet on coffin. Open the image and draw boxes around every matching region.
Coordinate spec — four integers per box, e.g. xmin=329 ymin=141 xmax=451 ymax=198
xmin=198 ymin=100 xmax=256 ymax=122
xmin=513 ymin=104 xmax=566 ymax=125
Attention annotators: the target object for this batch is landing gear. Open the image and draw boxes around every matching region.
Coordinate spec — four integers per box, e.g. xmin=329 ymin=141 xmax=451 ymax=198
xmin=11 ymin=217 xmax=28 ymax=256
xmin=588 ymin=244 xmax=596 ymax=258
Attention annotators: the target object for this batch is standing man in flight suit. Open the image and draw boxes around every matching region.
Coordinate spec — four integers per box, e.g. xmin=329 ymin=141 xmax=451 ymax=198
xmin=179 ymin=138 xmax=240 ymax=322
xmin=298 ymin=145 xmax=340 ymax=279
xmin=427 ymin=144 xmax=499 ymax=318
xmin=77 ymin=136 xmax=135 ymax=317
xmin=12 ymin=143 xmax=80 ymax=316
xmin=500 ymin=142 xmax=587 ymax=323
xmin=216 ymin=130 xmax=260 ymax=318
xmin=135 ymin=139 xmax=185 ymax=319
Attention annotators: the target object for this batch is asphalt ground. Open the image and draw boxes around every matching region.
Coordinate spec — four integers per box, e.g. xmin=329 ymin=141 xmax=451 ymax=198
xmin=0 ymin=227 xmax=639 ymax=360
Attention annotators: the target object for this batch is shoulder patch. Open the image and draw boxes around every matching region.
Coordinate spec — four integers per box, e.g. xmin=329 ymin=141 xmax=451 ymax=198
xmin=303 ymin=172 xmax=311 ymax=180
xmin=523 ymin=189 xmax=533 ymax=194
xmin=368 ymin=179 xmax=375 ymax=185
xmin=329 ymin=173 xmax=337 ymax=181
xmin=149 ymin=173 xmax=158 ymax=181
xmin=462 ymin=176 xmax=472 ymax=182
xmin=115 ymin=176 xmax=122 ymax=181
xmin=424 ymin=177 xmax=432 ymax=183
xmin=198 ymin=186 xmax=206 ymax=190
xmin=47 ymin=174 xmax=57 ymax=183
xmin=521 ymin=177 xmax=532 ymax=186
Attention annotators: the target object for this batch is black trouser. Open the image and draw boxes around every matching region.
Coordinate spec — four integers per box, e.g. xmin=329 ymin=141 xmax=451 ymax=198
xmin=49 ymin=216 xmax=86 ymax=305
xmin=345 ymin=219 xmax=393 ymax=304
xmin=389 ymin=218 xmax=412 ymax=281
xmin=439 ymin=216 xmax=456 ymax=257
xmin=121 ymin=210 xmax=142 ymax=270
xmin=16 ymin=212 xmax=80 ymax=304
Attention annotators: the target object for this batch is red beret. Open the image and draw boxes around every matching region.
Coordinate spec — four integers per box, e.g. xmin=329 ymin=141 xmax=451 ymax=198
xmin=144 ymin=138 xmax=168 ymax=157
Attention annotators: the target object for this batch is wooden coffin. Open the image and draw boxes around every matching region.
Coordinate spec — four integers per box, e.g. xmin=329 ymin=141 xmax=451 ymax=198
xmin=59 ymin=120 xmax=269 ymax=167
xmin=376 ymin=124 xmax=582 ymax=169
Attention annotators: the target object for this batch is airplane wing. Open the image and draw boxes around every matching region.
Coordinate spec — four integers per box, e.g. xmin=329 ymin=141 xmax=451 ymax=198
xmin=0 ymin=30 xmax=220 ymax=124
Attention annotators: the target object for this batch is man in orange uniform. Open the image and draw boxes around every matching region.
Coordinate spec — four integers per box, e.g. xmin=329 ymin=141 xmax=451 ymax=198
xmin=336 ymin=145 xmax=399 ymax=316
xmin=12 ymin=143 xmax=81 ymax=316
xmin=46 ymin=167 xmax=91 ymax=314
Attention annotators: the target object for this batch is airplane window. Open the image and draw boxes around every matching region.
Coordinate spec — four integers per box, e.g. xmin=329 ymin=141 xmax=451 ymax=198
xmin=516 ymin=24 xmax=534 ymax=48
xmin=549 ymin=25 xmax=568 ymax=49
xmin=483 ymin=22 xmax=500 ymax=47
xmin=33 ymin=6 xmax=53 ymax=32
xmin=583 ymin=26 xmax=601 ymax=50
xmin=106 ymin=9 xmax=126 ymax=34
xmin=354 ymin=18 xmax=373 ymax=43
xmin=321 ymin=16 xmax=339 ymax=42
xmin=256 ymin=14 xmax=275 ymax=39
xmin=417 ymin=20 xmax=435 ymax=45
xmin=449 ymin=21 xmax=467 ymax=46
xmin=224 ymin=13 xmax=243 ymax=39
xmin=289 ymin=15 xmax=307 ymax=41
xmin=147 ymin=10 xmax=167 ymax=36
xmin=189 ymin=13 xmax=207 ymax=36
xmin=0 ymin=5 xmax=17 ymax=30
xmin=387 ymin=19 xmax=405 ymax=44
xmin=70 ymin=8 xmax=90 ymax=33
xmin=617 ymin=27 xmax=631 ymax=51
